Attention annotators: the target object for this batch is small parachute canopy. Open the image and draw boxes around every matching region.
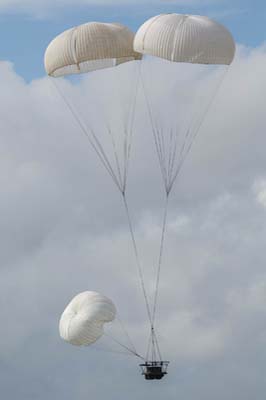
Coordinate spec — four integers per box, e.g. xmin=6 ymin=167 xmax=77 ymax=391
xmin=59 ymin=291 xmax=116 ymax=346
xmin=134 ymin=13 xmax=235 ymax=65
xmin=45 ymin=22 xmax=141 ymax=77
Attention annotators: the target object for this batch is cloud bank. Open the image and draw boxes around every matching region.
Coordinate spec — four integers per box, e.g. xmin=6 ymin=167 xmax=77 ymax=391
xmin=0 ymin=43 xmax=265 ymax=399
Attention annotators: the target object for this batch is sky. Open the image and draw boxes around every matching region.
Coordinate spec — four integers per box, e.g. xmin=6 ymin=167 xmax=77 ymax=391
xmin=0 ymin=1 xmax=266 ymax=399
xmin=0 ymin=0 xmax=265 ymax=80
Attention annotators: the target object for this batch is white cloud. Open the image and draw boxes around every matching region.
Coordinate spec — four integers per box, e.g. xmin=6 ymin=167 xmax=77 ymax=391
xmin=0 ymin=43 xmax=266 ymax=399
xmin=253 ymin=179 xmax=266 ymax=208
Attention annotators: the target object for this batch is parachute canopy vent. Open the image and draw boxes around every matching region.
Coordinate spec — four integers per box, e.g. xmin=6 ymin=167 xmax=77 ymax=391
xmin=59 ymin=291 xmax=116 ymax=346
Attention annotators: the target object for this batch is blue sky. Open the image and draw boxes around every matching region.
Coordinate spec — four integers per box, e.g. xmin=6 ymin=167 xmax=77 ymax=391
xmin=0 ymin=0 xmax=265 ymax=80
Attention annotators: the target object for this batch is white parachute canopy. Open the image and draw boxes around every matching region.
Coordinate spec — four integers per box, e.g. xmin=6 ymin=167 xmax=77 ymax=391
xmin=59 ymin=291 xmax=116 ymax=346
xmin=134 ymin=13 xmax=235 ymax=65
xmin=45 ymin=21 xmax=141 ymax=77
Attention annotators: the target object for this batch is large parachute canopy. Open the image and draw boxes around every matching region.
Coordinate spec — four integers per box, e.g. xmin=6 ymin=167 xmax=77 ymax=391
xmin=44 ymin=21 xmax=141 ymax=77
xmin=134 ymin=13 xmax=235 ymax=65
xmin=59 ymin=291 xmax=116 ymax=346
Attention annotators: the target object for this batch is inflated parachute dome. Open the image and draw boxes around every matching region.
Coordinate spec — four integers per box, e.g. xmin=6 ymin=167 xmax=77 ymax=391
xmin=134 ymin=13 xmax=235 ymax=65
xmin=59 ymin=291 xmax=116 ymax=346
xmin=44 ymin=22 xmax=141 ymax=77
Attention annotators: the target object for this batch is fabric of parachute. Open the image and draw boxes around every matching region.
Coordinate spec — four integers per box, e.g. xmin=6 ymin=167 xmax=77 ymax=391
xmin=45 ymin=22 xmax=141 ymax=77
xmin=134 ymin=14 xmax=235 ymax=65
xmin=59 ymin=291 xmax=116 ymax=346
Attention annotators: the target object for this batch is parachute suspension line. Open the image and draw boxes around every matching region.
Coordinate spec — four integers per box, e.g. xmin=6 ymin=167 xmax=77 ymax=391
xmin=151 ymin=328 xmax=156 ymax=361
xmin=140 ymin=67 xmax=181 ymax=195
xmin=122 ymin=192 xmax=163 ymax=363
xmin=167 ymin=67 xmax=229 ymax=194
xmin=168 ymin=125 xmax=183 ymax=191
xmin=144 ymin=195 xmax=169 ymax=362
xmin=50 ymin=65 xmax=141 ymax=194
xmin=49 ymin=78 xmax=123 ymax=193
xmin=140 ymin=68 xmax=229 ymax=360
xmin=91 ymin=345 xmax=135 ymax=357
xmin=140 ymin=65 xmax=229 ymax=196
xmin=107 ymin=126 xmax=124 ymax=191
xmin=116 ymin=314 xmax=139 ymax=358
xmin=140 ymin=65 xmax=173 ymax=361
xmin=146 ymin=331 xmax=152 ymax=360
xmin=88 ymin=62 xmax=141 ymax=195
xmin=167 ymin=127 xmax=176 ymax=190
xmin=122 ymin=191 xmax=166 ymax=361
xmin=146 ymin=326 xmax=163 ymax=362
xmin=141 ymin=69 xmax=174 ymax=193
xmin=142 ymin=67 xmax=229 ymax=362
xmin=153 ymin=328 xmax=162 ymax=361
xmin=123 ymin=62 xmax=141 ymax=194
xmin=151 ymin=328 xmax=161 ymax=362
xmin=151 ymin=194 xmax=169 ymax=327
xmin=140 ymin=70 xmax=169 ymax=193
xmin=104 ymin=331 xmax=145 ymax=360
xmin=122 ymin=193 xmax=153 ymax=328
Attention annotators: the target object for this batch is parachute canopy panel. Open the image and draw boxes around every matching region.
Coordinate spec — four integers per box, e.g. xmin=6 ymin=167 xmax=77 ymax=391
xmin=134 ymin=14 xmax=235 ymax=65
xmin=59 ymin=291 xmax=116 ymax=346
xmin=45 ymin=22 xmax=141 ymax=77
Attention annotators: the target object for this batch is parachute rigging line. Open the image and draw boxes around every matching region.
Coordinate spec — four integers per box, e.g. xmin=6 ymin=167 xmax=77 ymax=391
xmin=50 ymin=71 xmax=153 ymax=352
xmin=122 ymin=194 xmax=153 ymax=328
xmin=122 ymin=61 xmax=141 ymax=194
xmin=146 ymin=326 xmax=162 ymax=361
xmin=140 ymin=66 xmax=228 ymax=195
xmin=49 ymin=63 xmax=141 ymax=196
xmin=104 ymin=331 xmax=145 ymax=360
xmin=151 ymin=194 xmax=169 ymax=329
xmin=116 ymin=314 xmax=139 ymax=357
xmin=139 ymin=63 xmax=229 ymax=361
xmin=50 ymin=78 xmax=123 ymax=192
xmin=167 ymin=67 xmax=229 ymax=194
xmin=140 ymin=70 xmax=171 ymax=195
xmin=90 ymin=346 xmax=135 ymax=357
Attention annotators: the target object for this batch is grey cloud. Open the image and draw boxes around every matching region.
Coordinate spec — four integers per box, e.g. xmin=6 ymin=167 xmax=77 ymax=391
xmin=0 ymin=44 xmax=266 ymax=399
